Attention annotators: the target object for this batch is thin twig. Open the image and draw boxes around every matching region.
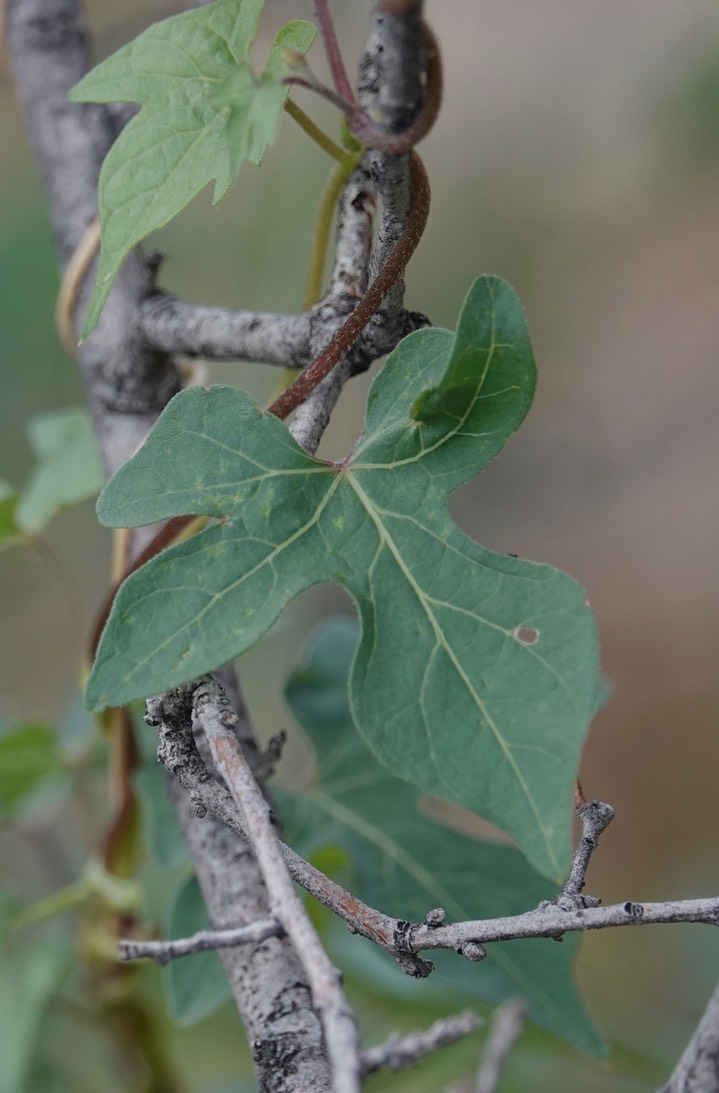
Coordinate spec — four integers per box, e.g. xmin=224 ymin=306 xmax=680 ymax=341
xmin=193 ymin=675 xmax=362 ymax=1093
xmin=558 ymin=798 xmax=615 ymax=910
xmin=473 ymin=1000 xmax=526 ymax=1093
xmin=119 ymin=916 xmax=283 ymax=965
xmin=360 ymin=1011 xmax=481 ymax=1077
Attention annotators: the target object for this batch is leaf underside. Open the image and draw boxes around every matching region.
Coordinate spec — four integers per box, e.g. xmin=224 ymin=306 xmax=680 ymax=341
xmin=87 ymin=276 xmax=599 ymax=879
xmin=68 ymin=0 xmax=316 ymax=336
xmin=279 ymin=618 xmax=605 ymax=1055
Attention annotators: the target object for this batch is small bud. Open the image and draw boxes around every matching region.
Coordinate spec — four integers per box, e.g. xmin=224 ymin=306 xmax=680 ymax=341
xmin=281 ymin=49 xmax=307 ymax=71
xmin=459 ymin=941 xmax=486 ymax=962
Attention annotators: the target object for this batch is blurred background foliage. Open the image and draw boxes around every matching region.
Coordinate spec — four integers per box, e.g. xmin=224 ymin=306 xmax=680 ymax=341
xmin=1 ymin=0 xmax=719 ymax=1089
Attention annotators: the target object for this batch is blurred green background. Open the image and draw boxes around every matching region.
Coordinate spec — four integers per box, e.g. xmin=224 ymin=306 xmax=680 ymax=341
xmin=2 ymin=0 xmax=719 ymax=1089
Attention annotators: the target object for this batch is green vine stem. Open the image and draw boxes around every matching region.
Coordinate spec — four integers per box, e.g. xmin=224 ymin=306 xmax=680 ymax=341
xmin=302 ymin=151 xmax=363 ymax=310
xmin=284 ymin=98 xmax=352 ymax=166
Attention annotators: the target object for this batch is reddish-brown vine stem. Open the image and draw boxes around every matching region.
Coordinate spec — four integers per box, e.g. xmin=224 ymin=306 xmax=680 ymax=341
xmin=90 ymin=516 xmax=190 ymax=656
xmin=269 ymin=21 xmax=441 ymax=418
xmin=267 ymin=151 xmax=430 ymax=419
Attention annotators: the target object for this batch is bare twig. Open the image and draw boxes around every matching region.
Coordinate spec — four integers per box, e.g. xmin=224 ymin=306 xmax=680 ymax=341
xmin=657 ymin=981 xmax=719 ymax=1093
xmin=138 ymin=297 xmax=313 ymax=366
xmin=119 ymin=916 xmax=283 ymax=965
xmin=557 ymin=798 xmax=615 ymax=910
xmin=192 ymin=675 xmax=361 ymax=1093
xmin=473 ymin=1000 xmax=526 ymax=1093
xmin=361 ymin=1011 xmax=481 ymax=1077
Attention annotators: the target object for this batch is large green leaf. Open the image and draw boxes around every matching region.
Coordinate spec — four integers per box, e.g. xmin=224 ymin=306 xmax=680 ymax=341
xmin=278 ymin=617 xmax=603 ymax=1054
xmin=68 ymin=0 xmax=316 ymax=336
xmin=87 ymin=277 xmax=599 ymax=879
xmin=16 ymin=408 xmax=103 ymax=533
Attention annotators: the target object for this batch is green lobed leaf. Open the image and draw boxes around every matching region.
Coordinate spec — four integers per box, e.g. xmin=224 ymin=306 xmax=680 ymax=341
xmin=0 ymin=725 xmax=64 ymax=820
xmin=87 ymin=276 xmax=599 ymax=879
xmin=164 ymin=875 xmax=232 ymax=1025
xmin=68 ymin=0 xmax=316 ymax=336
xmin=277 ymin=617 xmax=604 ymax=1054
xmin=16 ymin=408 xmax=103 ymax=533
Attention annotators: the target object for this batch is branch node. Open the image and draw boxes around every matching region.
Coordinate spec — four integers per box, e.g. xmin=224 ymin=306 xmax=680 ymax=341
xmin=393 ymin=918 xmax=435 ymax=977
xmin=457 ymin=941 xmax=486 ymax=963
xmin=397 ymin=952 xmax=434 ymax=978
xmin=423 ymin=907 xmax=446 ymax=927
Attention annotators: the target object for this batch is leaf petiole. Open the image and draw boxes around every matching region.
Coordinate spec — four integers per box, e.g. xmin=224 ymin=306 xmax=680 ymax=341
xmin=283 ymin=99 xmax=354 ymax=166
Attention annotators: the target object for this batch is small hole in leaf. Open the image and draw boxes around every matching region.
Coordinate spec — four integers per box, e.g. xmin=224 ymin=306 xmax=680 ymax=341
xmin=514 ymin=626 xmax=539 ymax=645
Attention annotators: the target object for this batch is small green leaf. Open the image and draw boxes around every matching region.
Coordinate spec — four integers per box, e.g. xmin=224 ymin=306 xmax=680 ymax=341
xmin=68 ymin=0 xmax=316 ymax=336
xmin=87 ymin=277 xmax=599 ymax=879
xmin=164 ymin=876 xmax=232 ymax=1025
xmin=0 ymin=481 xmax=23 ymax=551
xmin=0 ymin=725 xmax=63 ymax=820
xmin=278 ymin=618 xmax=604 ymax=1055
xmin=17 ymin=408 xmax=103 ymax=533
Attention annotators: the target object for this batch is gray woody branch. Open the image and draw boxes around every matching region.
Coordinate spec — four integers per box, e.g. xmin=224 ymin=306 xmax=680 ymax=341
xmin=7 ymin=0 xmax=435 ymax=1088
xmin=149 ymin=684 xmax=719 ymax=957
xmin=191 ymin=675 xmax=361 ymax=1093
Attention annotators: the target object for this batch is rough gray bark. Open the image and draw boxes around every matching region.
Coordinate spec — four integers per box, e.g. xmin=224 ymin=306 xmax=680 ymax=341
xmin=658 ymin=984 xmax=719 ymax=1093
xmin=5 ymin=0 xmax=180 ymax=479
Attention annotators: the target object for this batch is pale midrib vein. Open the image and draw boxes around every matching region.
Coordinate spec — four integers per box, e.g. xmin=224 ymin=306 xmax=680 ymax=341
xmin=344 ymin=471 xmax=556 ymax=870
xmin=366 ymin=507 xmax=543 ymax=584
xmin=181 ymin=427 xmax=327 ymax=475
xmin=119 ymin=473 xmax=344 ymax=681
xmin=118 ymin=463 xmax=332 ymax=528
xmin=425 ymin=597 xmax=574 ymax=700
